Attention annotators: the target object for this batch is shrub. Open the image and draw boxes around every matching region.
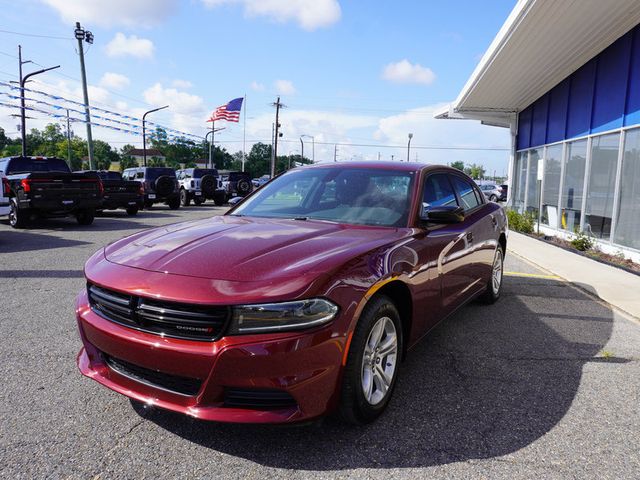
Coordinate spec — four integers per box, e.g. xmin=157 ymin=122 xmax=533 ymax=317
xmin=507 ymin=209 xmax=535 ymax=234
xmin=570 ymin=231 xmax=594 ymax=251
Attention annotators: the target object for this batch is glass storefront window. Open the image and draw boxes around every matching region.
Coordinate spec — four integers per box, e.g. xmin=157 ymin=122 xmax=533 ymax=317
xmin=560 ymin=140 xmax=587 ymax=232
xmin=585 ymin=133 xmax=620 ymax=239
xmin=613 ymin=129 xmax=640 ymax=250
xmin=541 ymin=144 xmax=563 ymax=227
xmin=525 ymin=149 xmax=540 ymax=215
xmin=514 ymin=151 xmax=527 ymax=212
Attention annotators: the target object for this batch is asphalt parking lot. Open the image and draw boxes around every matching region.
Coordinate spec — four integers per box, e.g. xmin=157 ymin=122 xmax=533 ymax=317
xmin=1 ymin=206 xmax=639 ymax=479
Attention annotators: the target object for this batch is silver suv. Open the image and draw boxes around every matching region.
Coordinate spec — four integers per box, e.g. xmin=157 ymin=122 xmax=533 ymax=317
xmin=476 ymin=182 xmax=504 ymax=202
xmin=176 ymin=168 xmax=226 ymax=206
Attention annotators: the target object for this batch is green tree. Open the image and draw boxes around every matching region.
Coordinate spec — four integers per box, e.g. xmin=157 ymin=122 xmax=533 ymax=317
xmin=450 ymin=160 xmax=465 ymax=171
xmin=464 ymin=163 xmax=486 ymax=179
xmin=54 ymin=137 xmax=86 ymax=171
xmin=93 ymin=140 xmax=119 ymax=170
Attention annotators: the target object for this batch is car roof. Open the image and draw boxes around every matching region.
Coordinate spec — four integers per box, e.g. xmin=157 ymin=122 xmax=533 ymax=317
xmin=301 ymin=161 xmax=443 ymax=173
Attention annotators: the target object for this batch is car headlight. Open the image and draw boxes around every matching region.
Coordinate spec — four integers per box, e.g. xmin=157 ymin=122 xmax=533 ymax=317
xmin=228 ymin=298 xmax=339 ymax=334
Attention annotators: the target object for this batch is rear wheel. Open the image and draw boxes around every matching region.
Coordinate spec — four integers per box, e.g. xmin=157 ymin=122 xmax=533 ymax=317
xmin=9 ymin=198 xmax=28 ymax=229
xmin=180 ymin=189 xmax=190 ymax=206
xmin=144 ymin=200 xmax=154 ymax=209
xmin=76 ymin=209 xmax=95 ymax=226
xmin=167 ymin=197 xmax=180 ymax=210
xmin=339 ymin=295 xmax=402 ymax=425
xmin=489 ymin=194 xmax=498 ymax=202
xmin=480 ymin=245 xmax=503 ymax=304
xmin=194 ymin=197 xmax=204 ymax=206
xmin=214 ymin=193 xmax=226 ymax=206
xmin=126 ymin=206 xmax=139 ymax=216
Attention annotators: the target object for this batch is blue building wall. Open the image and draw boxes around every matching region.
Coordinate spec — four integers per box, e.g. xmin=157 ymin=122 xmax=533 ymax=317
xmin=517 ymin=24 xmax=640 ymax=149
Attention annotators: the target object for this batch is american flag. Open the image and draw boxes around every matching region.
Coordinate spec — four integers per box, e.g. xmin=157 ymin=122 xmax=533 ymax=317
xmin=208 ymin=97 xmax=243 ymax=122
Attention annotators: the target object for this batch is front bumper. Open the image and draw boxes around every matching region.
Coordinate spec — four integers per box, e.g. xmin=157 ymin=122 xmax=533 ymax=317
xmin=76 ymin=288 xmax=345 ymax=423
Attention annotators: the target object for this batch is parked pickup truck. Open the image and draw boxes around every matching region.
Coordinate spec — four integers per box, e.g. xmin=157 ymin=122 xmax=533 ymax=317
xmin=0 ymin=156 xmax=103 ymax=228
xmin=77 ymin=170 xmax=143 ymax=216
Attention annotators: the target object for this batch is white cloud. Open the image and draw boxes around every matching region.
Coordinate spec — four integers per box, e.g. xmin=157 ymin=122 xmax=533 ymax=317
xmin=99 ymin=72 xmax=130 ymax=90
xmin=41 ymin=0 xmax=177 ymax=28
xmin=250 ymin=81 xmax=265 ymax=91
xmin=275 ymin=80 xmax=296 ymax=95
xmin=143 ymin=83 xmax=205 ymax=118
xmin=105 ymin=33 xmax=155 ymax=59
xmin=202 ymin=0 xmax=341 ymax=31
xmin=382 ymin=59 xmax=436 ymax=85
xmin=172 ymin=79 xmax=193 ymax=89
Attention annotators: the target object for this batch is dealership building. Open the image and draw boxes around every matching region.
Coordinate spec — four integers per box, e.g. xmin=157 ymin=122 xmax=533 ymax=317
xmin=436 ymin=0 xmax=640 ymax=260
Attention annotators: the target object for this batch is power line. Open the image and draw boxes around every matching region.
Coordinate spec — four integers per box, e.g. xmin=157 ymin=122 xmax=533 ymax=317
xmin=0 ymin=28 xmax=72 ymax=41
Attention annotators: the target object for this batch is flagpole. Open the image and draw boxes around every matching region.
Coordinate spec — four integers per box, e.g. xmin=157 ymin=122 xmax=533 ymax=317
xmin=211 ymin=120 xmax=215 ymax=169
xmin=242 ymin=93 xmax=246 ymax=172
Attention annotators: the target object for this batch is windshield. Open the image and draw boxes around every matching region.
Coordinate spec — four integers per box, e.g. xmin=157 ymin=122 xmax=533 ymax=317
xmin=146 ymin=168 xmax=175 ymax=180
xmin=98 ymin=171 xmax=123 ymax=180
xmin=193 ymin=169 xmax=218 ymax=178
xmin=230 ymin=167 xmax=416 ymax=227
xmin=7 ymin=157 xmax=71 ymax=175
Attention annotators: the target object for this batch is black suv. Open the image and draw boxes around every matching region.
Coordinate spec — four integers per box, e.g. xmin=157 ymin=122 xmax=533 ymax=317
xmin=77 ymin=170 xmax=143 ymax=215
xmin=221 ymin=171 xmax=253 ymax=202
xmin=122 ymin=167 xmax=180 ymax=209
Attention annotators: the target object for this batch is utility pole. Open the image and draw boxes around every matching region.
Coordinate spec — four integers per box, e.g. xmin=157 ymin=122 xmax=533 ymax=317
xmin=334 ymin=144 xmax=337 ymax=162
xmin=407 ymin=133 xmax=413 ymax=162
xmin=74 ymin=22 xmax=95 ymax=169
xmin=377 ymin=152 xmax=381 ymax=161
xmin=18 ymin=45 xmax=59 ymax=156
xmin=66 ymin=109 xmax=72 ymax=165
xmin=271 ymin=96 xmax=285 ymax=178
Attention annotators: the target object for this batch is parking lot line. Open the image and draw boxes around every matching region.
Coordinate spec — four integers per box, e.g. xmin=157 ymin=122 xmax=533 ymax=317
xmin=504 ymin=271 xmax=562 ymax=280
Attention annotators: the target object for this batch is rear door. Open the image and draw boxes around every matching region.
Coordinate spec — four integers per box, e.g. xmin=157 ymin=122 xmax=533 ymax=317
xmin=448 ymin=173 xmax=495 ymax=296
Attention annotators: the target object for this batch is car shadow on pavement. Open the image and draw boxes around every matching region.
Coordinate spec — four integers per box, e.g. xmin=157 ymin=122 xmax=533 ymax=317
xmin=0 ymin=228 xmax=92 ymax=253
xmin=137 ymin=276 xmax=615 ymax=470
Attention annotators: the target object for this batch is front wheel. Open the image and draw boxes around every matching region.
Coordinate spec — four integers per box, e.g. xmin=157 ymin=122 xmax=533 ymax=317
xmin=480 ymin=245 xmax=504 ymax=304
xmin=180 ymin=189 xmax=190 ymax=207
xmin=9 ymin=198 xmax=28 ymax=229
xmin=76 ymin=209 xmax=95 ymax=226
xmin=194 ymin=197 xmax=204 ymax=206
xmin=126 ymin=206 xmax=139 ymax=216
xmin=339 ymin=295 xmax=402 ymax=425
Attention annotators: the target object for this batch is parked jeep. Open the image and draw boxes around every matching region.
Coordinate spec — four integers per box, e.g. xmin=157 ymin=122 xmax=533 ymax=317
xmin=122 ymin=167 xmax=180 ymax=210
xmin=221 ymin=171 xmax=253 ymax=201
xmin=176 ymin=168 xmax=226 ymax=206
xmin=77 ymin=170 xmax=143 ymax=215
xmin=1 ymin=156 xmax=102 ymax=228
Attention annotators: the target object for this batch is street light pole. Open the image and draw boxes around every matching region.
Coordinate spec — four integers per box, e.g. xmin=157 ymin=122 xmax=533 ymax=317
xmin=18 ymin=45 xmax=59 ymax=157
xmin=142 ymin=105 xmax=169 ymax=167
xmin=300 ymin=136 xmax=304 ymax=162
xmin=205 ymin=126 xmax=224 ymax=168
xmin=407 ymin=133 xmax=413 ymax=162
xmin=300 ymin=134 xmax=315 ymax=163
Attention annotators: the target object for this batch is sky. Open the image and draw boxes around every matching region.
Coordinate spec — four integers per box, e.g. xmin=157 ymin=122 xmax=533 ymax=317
xmin=0 ymin=0 xmax=516 ymax=176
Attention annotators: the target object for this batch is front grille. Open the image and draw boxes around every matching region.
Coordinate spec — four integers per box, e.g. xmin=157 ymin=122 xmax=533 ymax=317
xmin=224 ymin=388 xmax=297 ymax=410
xmin=88 ymin=284 xmax=230 ymax=341
xmin=103 ymin=353 xmax=202 ymax=396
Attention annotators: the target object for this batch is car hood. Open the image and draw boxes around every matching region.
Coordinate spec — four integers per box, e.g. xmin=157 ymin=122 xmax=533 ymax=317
xmin=104 ymin=215 xmax=411 ymax=282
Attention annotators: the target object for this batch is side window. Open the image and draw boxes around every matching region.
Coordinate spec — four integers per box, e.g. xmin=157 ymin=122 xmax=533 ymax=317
xmin=422 ymin=174 xmax=458 ymax=209
xmin=136 ymin=171 xmax=144 ymax=179
xmin=450 ymin=175 xmax=481 ymax=211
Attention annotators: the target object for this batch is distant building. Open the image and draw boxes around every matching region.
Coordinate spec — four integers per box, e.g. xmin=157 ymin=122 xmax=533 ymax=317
xmin=126 ymin=148 xmax=166 ymax=166
xmin=436 ymin=0 xmax=640 ymax=261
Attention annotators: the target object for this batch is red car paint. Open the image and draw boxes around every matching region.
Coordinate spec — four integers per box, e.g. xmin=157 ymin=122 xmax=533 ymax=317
xmin=76 ymin=162 xmax=507 ymax=423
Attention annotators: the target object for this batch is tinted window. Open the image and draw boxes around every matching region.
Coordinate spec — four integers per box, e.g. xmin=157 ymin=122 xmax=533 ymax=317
xmin=6 ymin=157 xmax=71 ymax=174
xmin=193 ymin=169 xmax=218 ymax=178
xmin=450 ymin=175 xmax=481 ymax=211
xmin=422 ymin=174 xmax=457 ymax=208
xmin=232 ymin=167 xmax=415 ymax=227
xmin=97 ymin=171 xmax=122 ymax=180
xmin=145 ymin=168 xmax=175 ymax=180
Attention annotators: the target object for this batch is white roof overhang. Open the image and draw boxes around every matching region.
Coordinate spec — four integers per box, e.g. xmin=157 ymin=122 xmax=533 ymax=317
xmin=435 ymin=0 xmax=640 ymax=127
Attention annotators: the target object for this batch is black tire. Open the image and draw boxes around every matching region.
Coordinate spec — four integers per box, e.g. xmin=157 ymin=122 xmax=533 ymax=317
xmin=155 ymin=175 xmax=174 ymax=197
xmin=167 ymin=197 xmax=180 ymax=210
xmin=479 ymin=245 xmax=504 ymax=304
xmin=180 ymin=189 xmax=190 ymax=207
xmin=76 ymin=209 xmax=95 ymax=226
xmin=144 ymin=200 xmax=154 ymax=209
xmin=214 ymin=193 xmax=226 ymax=206
xmin=9 ymin=198 xmax=28 ymax=229
xmin=200 ymin=174 xmax=217 ymax=197
xmin=489 ymin=194 xmax=498 ymax=202
xmin=194 ymin=197 xmax=204 ymax=206
xmin=339 ymin=295 xmax=403 ymax=425
xmin=126 ymin=206 xmax=139 ymax=216
xmin=236 ymin=178 xmax=251 ymax=196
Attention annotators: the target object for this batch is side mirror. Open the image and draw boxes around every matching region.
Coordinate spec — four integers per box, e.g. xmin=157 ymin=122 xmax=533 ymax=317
xmin=420 ymin=205 xmax=465 ymax=224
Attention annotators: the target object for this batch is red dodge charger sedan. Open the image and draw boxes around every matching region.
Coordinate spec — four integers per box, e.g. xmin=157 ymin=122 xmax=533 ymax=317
xmin=76 ymin=162 xmax=507 ymax=424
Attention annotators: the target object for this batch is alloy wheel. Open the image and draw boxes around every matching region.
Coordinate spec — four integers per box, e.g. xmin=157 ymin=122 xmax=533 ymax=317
xmin=361 ymin=316 xmax=398 ymax=405
xmin=492 ymin=248 xmax=503 ymax=294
